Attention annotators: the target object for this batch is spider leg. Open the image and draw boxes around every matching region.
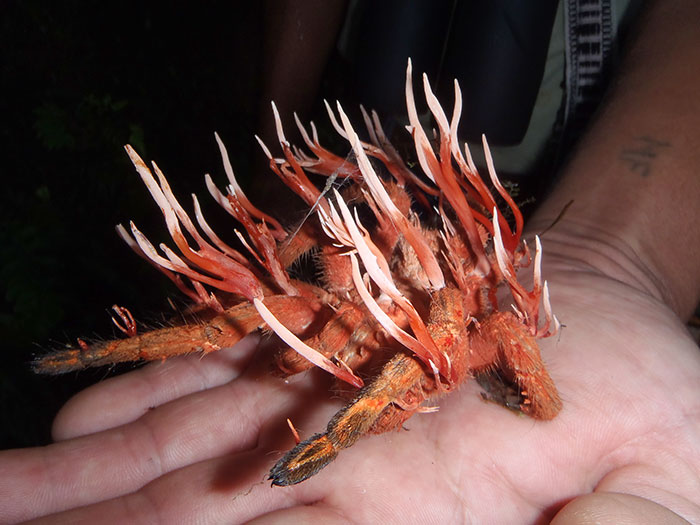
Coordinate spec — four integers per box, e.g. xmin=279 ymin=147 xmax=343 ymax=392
xmin=472 ymin=311 xmax=561 ymax=420
xmin=33 ymin=295 xmax=322 ymax=374
xmin=273 ymin=301 xmax=380 ymax=376
xmin=269 ymin=351 xmax=425 ymax=486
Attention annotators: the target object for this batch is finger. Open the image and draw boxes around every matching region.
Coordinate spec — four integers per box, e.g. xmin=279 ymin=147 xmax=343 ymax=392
xmin=52 ymin=333 xmax=261 ymax=440
xmin=247 ymin=506 xmax=351 ymax=525
xmin=22 ymin=419 xmax=463 ymax=525
xmin=1 ymin=365 xmax=340 ymax=521
xmin=23 ymin=447 xmax=328 ymax=525
xmin=23 ymin=433 xmax=386 ymax=525
xmin=551 ymin=492 xmax=691 ymax=525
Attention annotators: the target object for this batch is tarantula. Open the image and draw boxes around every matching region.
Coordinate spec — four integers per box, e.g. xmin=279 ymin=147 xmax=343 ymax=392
xmin=35 ymin=61 xmax=561 ymax=486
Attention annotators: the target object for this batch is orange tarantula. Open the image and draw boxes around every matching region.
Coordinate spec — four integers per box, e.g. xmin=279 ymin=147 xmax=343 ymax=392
xmin=35 ymin=61 xmax=561 ymax=486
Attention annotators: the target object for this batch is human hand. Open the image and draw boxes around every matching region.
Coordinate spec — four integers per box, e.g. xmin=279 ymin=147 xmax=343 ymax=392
xmin=1 ymin=231 xmax=698 ymax=524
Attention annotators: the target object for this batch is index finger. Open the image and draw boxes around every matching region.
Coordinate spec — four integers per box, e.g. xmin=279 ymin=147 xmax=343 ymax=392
xmin=51 ymin=333 xmax=262 ymax=441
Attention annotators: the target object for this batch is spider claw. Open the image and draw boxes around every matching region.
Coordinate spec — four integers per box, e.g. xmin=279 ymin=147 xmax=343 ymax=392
xmin=269 ymin=433 xmax=337 ymax=486
xmin=111 ymin=305 xmax=137 ymax=337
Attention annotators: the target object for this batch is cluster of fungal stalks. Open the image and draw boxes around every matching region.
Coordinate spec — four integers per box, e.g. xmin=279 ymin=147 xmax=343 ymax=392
xmin=35 ymin=61 xmax=561 ymax=486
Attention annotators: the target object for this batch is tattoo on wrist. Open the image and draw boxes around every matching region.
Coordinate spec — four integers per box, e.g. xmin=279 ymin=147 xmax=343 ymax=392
xmin=619 ymin=135 xmax=670 ymax=177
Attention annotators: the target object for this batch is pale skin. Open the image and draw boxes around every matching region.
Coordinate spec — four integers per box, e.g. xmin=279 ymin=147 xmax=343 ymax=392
xmin=2 ymin=0 xmax=699 ymax=523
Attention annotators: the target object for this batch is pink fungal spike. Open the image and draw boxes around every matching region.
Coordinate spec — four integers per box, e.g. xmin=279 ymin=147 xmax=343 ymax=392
xmin=326 ymin=191 xmax=448 ymax=376
xmin=482 ymin=136 xmax=524 ymax=252
xmin=405 ymin=61 xmax=490 ymax=276
xmin=123 ymin=145 xmax=264 ymax=301
xmin=359 ymin=106 xmax=440 ymax=201
xmin=293 ymin=111 xmax=361 ymax=180
xmin=492 ymin=209 xmax=556 ymax=336
xmin=115 ymin=223 xmax=203 ymax=304
xmin=349 ymin=255 xmax=450 ymax=381
xmin=255 ymin=131 xmax=325 ymax=210
xmin=335 ymin=102 xmax=445 ymax=291
xmin=214 ymin=132 xmax=286 ymax=241
xmin=442 ymin=80 xmax=510 ymax=238
xmin=253 ymin=298 xmax=364 ymax=388
xmin=191 ymin=189 xmax=250 ymax=265
xmin=224 ymin=191 xmax=298 ymax=297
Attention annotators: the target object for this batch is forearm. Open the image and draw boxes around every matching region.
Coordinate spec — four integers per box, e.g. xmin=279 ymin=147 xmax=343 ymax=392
xmin=531 ymin=0 xmax=700 ymax=318
xmin=259 ymin=0 xmax=348 ymax=133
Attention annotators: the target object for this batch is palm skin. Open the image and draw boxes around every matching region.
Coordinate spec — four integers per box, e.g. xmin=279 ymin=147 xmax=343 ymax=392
xmin=1 ymin=232 xmax=698 ymax=524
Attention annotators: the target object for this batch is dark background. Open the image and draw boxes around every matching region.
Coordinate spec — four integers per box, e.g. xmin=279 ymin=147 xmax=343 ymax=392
xmin=0 ymin=1 xmax=276 ymax=449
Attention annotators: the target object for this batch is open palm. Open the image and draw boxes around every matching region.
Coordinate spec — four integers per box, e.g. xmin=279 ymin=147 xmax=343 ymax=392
xmin=2 ymin=234 xmax=699 ymax=524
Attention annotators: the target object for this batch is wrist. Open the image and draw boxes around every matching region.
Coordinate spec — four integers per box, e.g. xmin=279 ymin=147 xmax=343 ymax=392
xmin=525 ymin=216 xmax=675 ymax=314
